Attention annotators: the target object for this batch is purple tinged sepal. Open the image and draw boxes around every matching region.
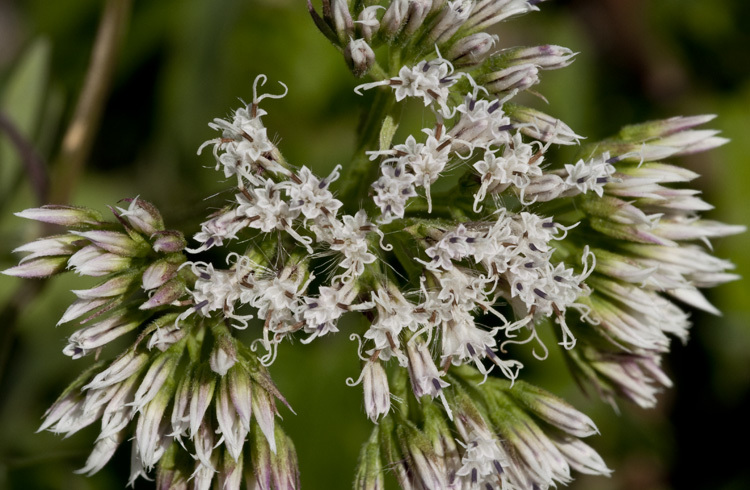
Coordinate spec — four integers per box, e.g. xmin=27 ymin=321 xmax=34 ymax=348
xmin=84 ymin=349 xmax=150 ymax=391
xmin=142 ymin=258 xmax=182 ymax=290
xmin=498 ymin=44 xmax=577 ymax=71
xmin=507 ymin=104 xmax=583 ymax=145
xmin=72 ymin=230 xmax=145 ymax=257
xmin=250 ymin=423 xmax=301 ymax=490
xmin=139 ymin=277 xmax=187 ymax=310
xmin=251 ymin=384 xmax=279 ymax=454
xmin=360 ymin=360 xmax=391 ymax=423
xmin=68 ymin=246 xmax=132 ymax=277
xmin=14 ymin=205 xmax=103 ymax=227
xmin=217 ymin=373 xmax=249 ymax=461
xmin=345 ymin=38 xmax=375 ymax=78
xmin=617 ymin=114 xmax=718 ymax=141
xmin=63 ymin=311 xmax=143 ymax=359
xmin=115 ymin=197 xmax=165 ymax=236
xmin=189 ymin=366 xmax=217 ymax=438
xmin=13 ymin=234 xmax=81 ymax=262
xmin=2 ymin=255 xmax=68 ymax=278
xmin=380 ymin=0 xmax=409 ymax=40
xmin=209 ymin=324 xmax=238 ymax=376
xmin=151 ymin=230 xmax=187 ymax=253
xmin=75 ymin=431 xmax=126 ymax=476
xmin=445 ymin=32 xmax=498 ymax=67
xmin=508 ymin=381 xmax=599 ymax=438
xmin=72 ymin=270 xmax=139 ymax=299
xmin=217 ymin=450 xmax=244 ymax=490
xmin=135 ymin=382 xmax=174 ymax=470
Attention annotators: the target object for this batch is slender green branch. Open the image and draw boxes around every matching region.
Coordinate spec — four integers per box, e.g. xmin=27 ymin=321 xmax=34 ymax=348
xmin=49 ymin=0 xmax=132 ymax=204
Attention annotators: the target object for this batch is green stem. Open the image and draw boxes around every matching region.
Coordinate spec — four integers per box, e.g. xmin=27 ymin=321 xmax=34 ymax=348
xmin=339 ymin=87 xmax=399 ymax=213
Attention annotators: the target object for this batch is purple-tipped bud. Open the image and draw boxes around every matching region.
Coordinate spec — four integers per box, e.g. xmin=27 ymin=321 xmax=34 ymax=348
xmin=139 ymin=277 xmax=186 ymax=310
xmin=509 ymin=105 xmax=583 ymax=145
xmin=552 ymin=436 xmax=612 ymax=476
xmin=482 ymin=63 xmax=539 ymax=93
xmin=130 ymin=352 xmax=179 ymax=412
xmin=134 ymin=386 xmax=173 ymax=469
xmin=217 ymin=375 xmax=249 ymax=461
xmin=151 ymin=230 xmax=187 ymax=253
xmin=115 ymin=197 xmax=164 ymax=236
xmin=68 ymin=246 xmax=132 ymax=277
xmin=217 ymin=451 xmax=243 ymax=490
xmin=63 ymin=312 xmax=142 ymax=359
xmin=209 ymin=334 xmax=238 ymax=376
xmin=189 ymin=367 xmax=217 ymax=438
xmin=446 ymin=33 xmax=498 ymax=67
xmin=361 ymin=360 xmax=391 ymax=423
xmin=72 ymin=271 xmax=139 ymax=299
xmin=380 ymin=0 xmax=409 ymax=39
xmin=500 ymin=44 xmax=577 ymax=70
xmin=328 ymin=0 xmax=354 ymax=43
xmin=2 ymin=255 xmax=68 ymax=278
xmin=464 ymin=0 xmax=538 ymax=31
xmin=84 ymin=350 xmax=150 ymax=390
xmin=509 ymin=381 xmax=599 ymax=438
xmin=523 ymin=174 xmax=565 ymax=202
xmin=252 ymin=386 xmax=279 ymax=454
xmin=345 ymin=39 xmax=375 ymax=78
xmin=356 ymin=6 xmax=383 ymax=43
xmin=142 ymin=259 xmax=181 ymax=290
xmin=13 ymin=234 xmax=81 ymax=262
xmin=14 ymin=205 xmax=102 ymax=227
xmin=73 ymin=230 xmax=145 ymax=257
xmin=75 ymin=432 xmax=126 ymax=476
xmin=402 ymin=0 xmax=432 ymax=38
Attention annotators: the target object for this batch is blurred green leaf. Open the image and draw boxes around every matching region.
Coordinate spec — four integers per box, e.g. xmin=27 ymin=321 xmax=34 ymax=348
xmin=0 ymin=37 xmax=50 ymax=198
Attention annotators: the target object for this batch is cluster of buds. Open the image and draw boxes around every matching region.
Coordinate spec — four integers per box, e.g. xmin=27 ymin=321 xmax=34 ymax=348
xmin=4 ymin=1 xmax=743 ymax=488
xmin=357 ymin=367 xmax=610 ymax=490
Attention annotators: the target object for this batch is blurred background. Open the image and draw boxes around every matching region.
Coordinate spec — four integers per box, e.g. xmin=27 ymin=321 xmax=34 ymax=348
xmin=0 ymin=0 xmax=748 ymax=488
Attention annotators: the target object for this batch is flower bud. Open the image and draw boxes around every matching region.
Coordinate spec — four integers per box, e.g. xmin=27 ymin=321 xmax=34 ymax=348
xmin=116 ymin=197 xmax=164 ymax=236
xmin=142 ymin=258 xmax=181 ymax=290
xmin=73 ymin=230 xmax=144 ymax=256
xmin=361 ymin=360 xmax=391 ymax=423
xmin=13 ymin=234 xmax=81 ymax=262
xmin=75 ymin=431 xmax=125 ymax=476
xmin=68 ymin=246 xmax=132 ymax=277
xmin=2 ymin=255 xmax=68 ymax=278
xmin=508 ymin=105 xmax=582 ymax=145
xmin=355 ymin=429 xmax=384 ymax=490
xmin=523 ymin=174 xmax=565 ymax=202
xmin=73 ymin=270 xmax=139 ymax=299
xmin=140 ymin=277 xmax=187 ymax=310
xmin=15 ymin=205 xmax=102 ymax=227
xmin=402 ymin=0 xmax=432 ymax=38
xmin=345 ymin=39 xmax=375 ymax=78
xmin=356 ymin=6 xmax=383 ymax=42
xmin=481 ymin=63 xmax=539 ymax=94
xmin=499 ymin=44 xmax=576 ymax=70
xmin=509 ymin=381 xmax=599 ymax=438
xmin=151 ymin=230 xmax=187 ymax=253
xmin=328 ymin=0 xmax=354 ymax=44
xmin=380 ymin=0 xmax=409 ymax=40
xmin=63 ymin=312 xmax=142 ymax=359
xmin=446 ymin=32 xmax=497 ymax=67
